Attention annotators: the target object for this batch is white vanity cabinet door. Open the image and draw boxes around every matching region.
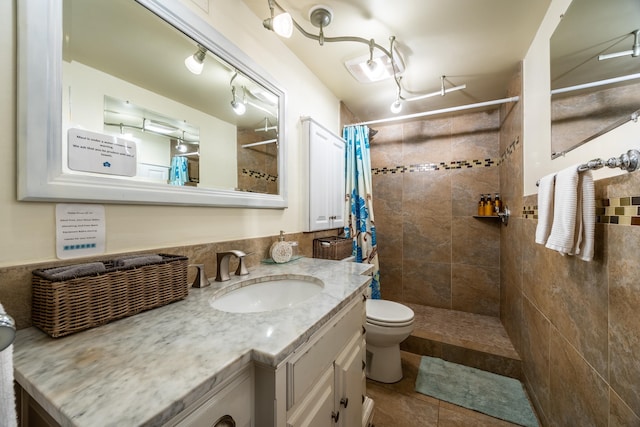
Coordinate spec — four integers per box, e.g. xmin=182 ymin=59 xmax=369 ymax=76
xmin=334 ymin=331 xmax=365 ymax=427
xmin=302 ymin=118 xmax=346 ymax=232
xmin=285 ymin=366 xmax=335 ymax=427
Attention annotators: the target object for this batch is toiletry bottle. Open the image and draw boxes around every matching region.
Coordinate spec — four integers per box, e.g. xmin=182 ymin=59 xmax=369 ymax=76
xmin=483 ymin=194 xmax=494 ymax=216
xmin=494 ymin=193 xmax=502 ymax=214
xmin=478 ymin=194 xmax=485 ymax=216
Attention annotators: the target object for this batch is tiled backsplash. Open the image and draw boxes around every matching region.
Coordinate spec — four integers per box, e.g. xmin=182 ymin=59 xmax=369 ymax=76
xmin=0 ymin=229 xmax=341 ymax=330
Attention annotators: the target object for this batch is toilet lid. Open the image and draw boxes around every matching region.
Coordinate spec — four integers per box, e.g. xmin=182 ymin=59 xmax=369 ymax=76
xmin=366 ymin=299 xmax=414 ymax=324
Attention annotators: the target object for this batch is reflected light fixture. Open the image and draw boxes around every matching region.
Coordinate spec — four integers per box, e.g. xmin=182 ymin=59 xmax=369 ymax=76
xmin=598 ymin=29 xmax=640 ymax=61
xmin=230 ymin=73 xmax=246 ymax=115
xmin=143 ymin=118 xmax=178 ymax=134
xmin=184 ymin=45 xmax=207 ymax=75
xmin=390 ymin=98 xmax=402 ymax=114
xmin=263 ymin=0 xmax=293 ymax=38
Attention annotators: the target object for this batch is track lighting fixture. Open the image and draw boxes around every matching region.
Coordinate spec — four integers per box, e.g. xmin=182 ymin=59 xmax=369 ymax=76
xmin=184 ymin=45 xmax=207 ymax=75
xmin=230 ymin=72 xmax=246 ymax=115
xmin=261 ymin=1 xmax=467 ymax=115
xmin=263 ymin=0 xmax=293 ymax=38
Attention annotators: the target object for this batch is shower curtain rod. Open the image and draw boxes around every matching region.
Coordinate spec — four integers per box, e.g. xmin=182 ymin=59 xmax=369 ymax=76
xmin=551 ymin=72 xmax=640 ymax=95
xmin=347 ymin=96 xmax=520 ymax=127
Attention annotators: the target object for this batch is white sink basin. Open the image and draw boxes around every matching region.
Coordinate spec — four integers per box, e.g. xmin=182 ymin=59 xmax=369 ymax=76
xmin=210 ymin=276 xmax=324 ymax=313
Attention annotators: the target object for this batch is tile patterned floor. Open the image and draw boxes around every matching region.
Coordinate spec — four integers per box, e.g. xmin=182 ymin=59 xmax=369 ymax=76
xmin=367 ymin=351 xmax=521 ymax=427
xmin=366 ymin=305 xmax=534 ymax=426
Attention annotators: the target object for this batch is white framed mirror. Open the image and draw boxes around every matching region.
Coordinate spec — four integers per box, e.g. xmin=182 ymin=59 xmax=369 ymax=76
xmin=17 ymin=0 xmax=287 ymax=208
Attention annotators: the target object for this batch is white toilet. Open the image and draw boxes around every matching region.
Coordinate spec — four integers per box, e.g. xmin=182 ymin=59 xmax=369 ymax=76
xmin=365 ymin=299 xmax=415 ymax=383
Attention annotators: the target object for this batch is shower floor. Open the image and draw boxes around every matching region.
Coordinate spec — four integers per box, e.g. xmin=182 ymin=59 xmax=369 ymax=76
xmin=400 ymin=303 xmax=522 ymax=379
xmin=366 ymin=304 xmax=527 ymax=426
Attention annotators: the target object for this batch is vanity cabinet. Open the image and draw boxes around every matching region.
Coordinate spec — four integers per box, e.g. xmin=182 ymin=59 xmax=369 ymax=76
xmin=301 ymin=117 xmax=346 ymax=232
xmin=256 ymin=295 xmax=367 ymax=426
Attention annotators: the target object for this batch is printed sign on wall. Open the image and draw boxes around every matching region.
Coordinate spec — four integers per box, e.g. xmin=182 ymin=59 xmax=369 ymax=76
xmin=56 ymin=204 xmax=106 ymax=259
xmin=68 ymin=128 xmax=137 ymax=176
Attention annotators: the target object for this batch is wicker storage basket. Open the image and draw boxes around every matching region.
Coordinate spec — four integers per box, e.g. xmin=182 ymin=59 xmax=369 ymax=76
xmin=31 ymin=254 xmax=188 ymax=338
xmin=313 ymin=237 xmax=353 ymax=260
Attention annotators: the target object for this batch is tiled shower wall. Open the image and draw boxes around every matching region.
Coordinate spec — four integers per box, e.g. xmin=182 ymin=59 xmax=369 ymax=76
xmin=370 ymin=110 xmax=502 ymax=317
xmin=499 ymin=65 xmax=640 ymax=426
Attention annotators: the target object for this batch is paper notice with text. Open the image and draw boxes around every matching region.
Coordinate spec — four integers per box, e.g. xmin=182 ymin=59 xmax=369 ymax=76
xmin=56 ymin=204 xmax=106 ymax=259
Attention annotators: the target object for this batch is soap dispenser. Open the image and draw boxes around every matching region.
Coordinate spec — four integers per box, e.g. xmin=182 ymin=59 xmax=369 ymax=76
xmin=270 ymin=230 xmax=293 ymax=263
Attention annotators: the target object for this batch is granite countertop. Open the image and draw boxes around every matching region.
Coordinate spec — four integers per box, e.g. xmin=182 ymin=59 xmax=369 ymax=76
xmin=14 ymin=257 xmax=373 ymax=426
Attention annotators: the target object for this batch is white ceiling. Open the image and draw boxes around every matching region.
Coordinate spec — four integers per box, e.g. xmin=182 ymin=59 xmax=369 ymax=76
xmin=241 ymin=0 xmax=553 ymax=122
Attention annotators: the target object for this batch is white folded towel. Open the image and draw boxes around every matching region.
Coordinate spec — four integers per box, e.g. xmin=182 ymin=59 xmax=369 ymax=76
xmin=0 ymin=302 xmax=17 ymax=427
xmin=576 ymin=171 xmax=595 ymax=261
xmin=535 ymin=173 xmax=556 ymax=244
xmin=545 ymin=165 xmax=580 ymax=255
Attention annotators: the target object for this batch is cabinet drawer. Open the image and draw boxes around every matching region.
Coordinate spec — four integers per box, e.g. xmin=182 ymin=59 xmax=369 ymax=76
xmin=174 ymin=367 xmax=252 ymax=427
xmin=287 ymin=298 xmax=364 ymax=409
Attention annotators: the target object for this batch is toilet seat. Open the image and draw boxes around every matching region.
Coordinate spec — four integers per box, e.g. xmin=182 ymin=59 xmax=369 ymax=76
xmin=366 ymin=299 xmax=414 ymax=327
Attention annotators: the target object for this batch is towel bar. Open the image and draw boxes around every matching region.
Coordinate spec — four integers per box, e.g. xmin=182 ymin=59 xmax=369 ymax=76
xmin=536 ymin=148 xmax=639 ymax=186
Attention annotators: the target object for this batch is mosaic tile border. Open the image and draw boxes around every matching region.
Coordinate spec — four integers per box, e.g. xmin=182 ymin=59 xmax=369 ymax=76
xmin=370 ymin=137 xmax=519 ymax=176
xmin=522 ymin=195 xmax=640 ymax=226
xmin=372 ymin=159 xmax=497 ymax=175
xmin=499 ymin=136 xmax=520 ymax=165
xmin=241 ymin=168 xmax=278 ymax=182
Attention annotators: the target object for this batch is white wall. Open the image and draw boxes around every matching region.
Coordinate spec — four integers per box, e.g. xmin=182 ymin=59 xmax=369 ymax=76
xmin=523 ymin=0 xmax=640 ymax=196
xmin=1 ymin=0 xmax=339 ymax=267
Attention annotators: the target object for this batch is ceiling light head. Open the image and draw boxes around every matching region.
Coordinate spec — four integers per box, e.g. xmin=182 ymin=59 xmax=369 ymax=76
xmin=176 ymin=142 xmax=188 ymax=153
xmin=230 ymin=85 xmax=247 ymax=115
xmin=309 ymin=5 xmax=333 ymax=29
xmin=184 ymin=45 xmax=206 ymax=75
xmin=231 ymin=100 xmax=247 ymax=115
xmin=390 ymin=99 xmax=402 ymax=114
xmin=263 ymin=12 xmax=293 ymax=38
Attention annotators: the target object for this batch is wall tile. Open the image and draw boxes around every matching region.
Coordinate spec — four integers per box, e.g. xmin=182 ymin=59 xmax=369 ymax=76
xmin=403 ymin=215 xmax=452 ymax=264
xmin=549 ymin=327 xmax=609 ymax=427
xmin=610 ymin=389 xmax=640 ymax=427
xmin=451 ymin=127 xmax=500 ymax=162
xmin=451 ymin=167 xmax=500 ymax=217
xmin=402 ymin=260 xmax=451 ymax=308
xmin=521 ymin=297 xmax=550 ymax=422
xmin=608 ymin=224 xmax=640 ymax=417
xmin=546 ymin=224 xmax=609 ymax=378
xmin=451 ymin=217 xmax=500 ymax=268
xmin=369 ymin=124 xmax=403 ymax=168
xmin=521 ymin=220 xmax=553 ymax=317
xmin=402 ymin=117 xmax=452 ymax=145
xmin=403 ymin=170 xmax=452 ymax=218
xmin=451 ymin=264 xmax=500 ymax=316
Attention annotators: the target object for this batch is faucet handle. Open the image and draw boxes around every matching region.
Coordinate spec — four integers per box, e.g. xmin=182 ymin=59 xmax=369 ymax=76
xmin=189 ymin=264 xmax=210 ymax=288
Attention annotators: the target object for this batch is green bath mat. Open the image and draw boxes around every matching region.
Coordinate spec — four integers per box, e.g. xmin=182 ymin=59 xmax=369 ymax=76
xmin=415 ymin=356 xmax=539 ymax=426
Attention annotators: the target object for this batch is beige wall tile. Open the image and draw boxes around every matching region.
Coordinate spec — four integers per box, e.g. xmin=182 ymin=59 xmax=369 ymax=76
xmin=608 ymin=224 xmax=640 ymax=417
xmin=451 ymin=264 xmax=500 ymax=316
xmin=549 ymin=328 xmax=609 ymax=427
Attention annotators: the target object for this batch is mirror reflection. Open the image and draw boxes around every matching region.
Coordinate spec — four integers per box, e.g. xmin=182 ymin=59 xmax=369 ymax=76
xmin=63 ymin=0 xmax=280 ymax=194
xmin=550 ymin=0 xmax=640 ymax=158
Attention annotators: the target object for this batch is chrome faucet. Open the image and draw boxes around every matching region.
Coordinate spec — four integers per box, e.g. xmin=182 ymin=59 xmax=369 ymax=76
xmin=215 ymin=250 xmax=249 ymax=282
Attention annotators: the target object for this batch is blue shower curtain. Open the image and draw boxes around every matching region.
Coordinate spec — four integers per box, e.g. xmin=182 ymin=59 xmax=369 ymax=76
xmin=343 ymin=125 xmax=381 ymax=299
xmin=169 ymin=156 xmax=188 ymax=186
